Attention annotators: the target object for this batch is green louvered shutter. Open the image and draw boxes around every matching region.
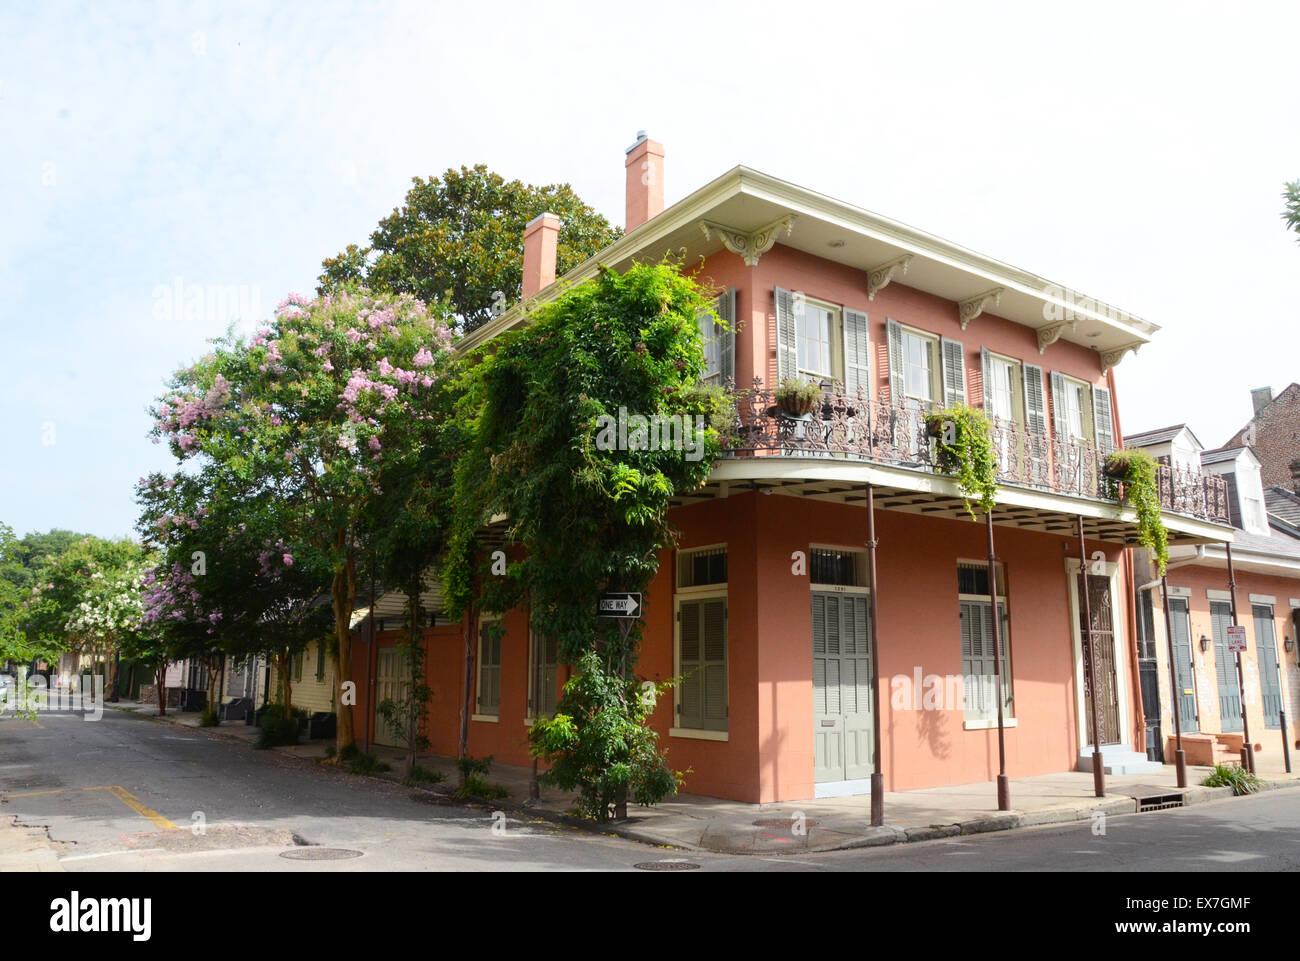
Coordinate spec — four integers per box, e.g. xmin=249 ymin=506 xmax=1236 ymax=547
xmin=843 ymin=307 xmax=870 ymax=397
xmin=886 ymin=319 xmax=904 ymax=403
xmin=1253 ymin=605 xmax=1282 ymax=728
xmin=700 ymin=598 xmax=728 ymax=730
xmin=1023 ymin=363 xmax=1047 ymax=435
xmin=940 ymin=338 xmax=966 ymax=407
xmin=981 ymin=348 xmax=995 ymax=414
xmin=775 ymin=288 xmax=797 ymax=383
xmin=1211 ymin=602 xmax=1241 ymax=732
xmin=1049 ymin=371 xmax=1068 ymax=440
xmin=1092 ymin=384 xmax=1115 ymax=455
xmin=718 ymin=287 xmax=736 ymax=385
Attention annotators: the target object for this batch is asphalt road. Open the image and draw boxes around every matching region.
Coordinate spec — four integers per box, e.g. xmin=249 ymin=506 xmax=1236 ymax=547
xmin=3 ymin=708 xmax=1299 ymax=872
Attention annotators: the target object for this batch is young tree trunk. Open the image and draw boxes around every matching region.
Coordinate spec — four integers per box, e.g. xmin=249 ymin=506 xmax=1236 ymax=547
xmin=206 ymin=654 xmax=222 ymax=723
xmin=154 ymin=664 xmax=167 ymax=716
xmin=331 ymin=550 xmax=357 ymax=754
xmin=274 ymin=650 xmax=293 ymax=719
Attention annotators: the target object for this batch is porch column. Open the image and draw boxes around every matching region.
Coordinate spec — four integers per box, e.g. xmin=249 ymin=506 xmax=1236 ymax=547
xmin=866 ymin=484 xmax=884 ymax=827
xmin=1224 ymin=544 xmax=1256 ymax=774
xmin=985 ymin=510 xmax=1010 ymax=810
xmin=1159 ymin=576 xmax=1188 ymax=788
xmin=1077 ymin=517 xmax=1106 ymax=798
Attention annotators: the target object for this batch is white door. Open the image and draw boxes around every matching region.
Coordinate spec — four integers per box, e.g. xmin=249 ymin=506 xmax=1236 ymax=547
xmin=813 ymin=591 xmax=874 ymax=783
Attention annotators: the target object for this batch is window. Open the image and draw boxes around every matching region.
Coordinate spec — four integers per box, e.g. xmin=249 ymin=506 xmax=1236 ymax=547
xmin=985 ymin=354 xmax=1022 ymax=425
xmin=677 ymin=545 xmax=727 ymax=589
xmin=903 ymin=328 xmax=938 ymax=402
xmin=675 ymin=546 xmax=728 ymax=736
xmin=293 ymin=650 xmax=304 ymax=684
xmin=699 ymin=311 xmax=722 ymax=383
xmin=810 ymin=547 xmax=868 ymax=587
xmin=476 ymin=617 xmax=502 ymax=718
xmin=315 ymin=640 xmax=326 ymax=681
xmin=528 ymin=627 xmax=558 ymax=721
xmin=957 ymin=562 xmax=1013 ymax=722
xmin=796 ymin=298 xmax=840 ymax=380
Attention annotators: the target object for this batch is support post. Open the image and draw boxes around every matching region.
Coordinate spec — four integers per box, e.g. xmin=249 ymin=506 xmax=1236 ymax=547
xmin=985 ymin=510 xmax=1010 ymax=811
xmin=1077 ymin=517 xmax=1106 ymax=798
xmin=1224 ymin=544 xmax=1256 ymax=775
xmin=866 ymin=484 xmax=884 ymax=827
xmin=1160 ymin=576 xmax=1187 ymax=788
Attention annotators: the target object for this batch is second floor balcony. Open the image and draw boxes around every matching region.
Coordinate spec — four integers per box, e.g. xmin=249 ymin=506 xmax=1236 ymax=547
xmin=716 ymin=379 xmax=1230 ymax=526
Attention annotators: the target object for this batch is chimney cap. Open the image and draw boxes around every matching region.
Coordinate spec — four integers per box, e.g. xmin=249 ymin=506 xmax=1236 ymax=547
xmin=524 ymin=211 xmax=561 ymax=231
xmin=625 ymin=130 xmax=652 ymax=154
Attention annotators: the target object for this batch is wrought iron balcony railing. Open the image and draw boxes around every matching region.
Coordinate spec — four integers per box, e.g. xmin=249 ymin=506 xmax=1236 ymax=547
xmin=717 ymin=379 xmax=1229 ymax=525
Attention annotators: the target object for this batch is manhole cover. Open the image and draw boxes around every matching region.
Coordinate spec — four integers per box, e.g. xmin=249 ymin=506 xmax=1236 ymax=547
xmin=279 ymin=847 xmax=364 ymax=861
xmin=633 ymin=859 xmax=701 ymax=871
xmin=753 ymin=818 xmax=820 ymax=829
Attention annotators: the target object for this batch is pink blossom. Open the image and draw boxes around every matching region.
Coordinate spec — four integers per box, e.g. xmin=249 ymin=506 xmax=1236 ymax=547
xmin=413 ymin=347 xmax=434 ymax=368
xmin=283 ymin=554 xmax=294 ymax=567
xmin=377 ymin=357 xmax=394 ymax=377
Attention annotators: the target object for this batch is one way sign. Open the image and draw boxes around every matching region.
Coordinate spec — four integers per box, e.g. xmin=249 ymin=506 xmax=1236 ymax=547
xmin=597 ymin=593 xmax=642 ymax=618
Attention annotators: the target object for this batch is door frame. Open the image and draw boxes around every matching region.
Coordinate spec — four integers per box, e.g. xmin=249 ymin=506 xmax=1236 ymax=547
xmin=1065 ymin=558 xmax=1131 ymax=749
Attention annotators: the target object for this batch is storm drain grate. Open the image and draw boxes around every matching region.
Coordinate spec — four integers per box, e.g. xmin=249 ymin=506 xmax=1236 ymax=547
xmin=634 ymin=859 xmax=701 ymax=871
xmin=1126 ymin=786 xmax=1186 ymax=813
xmin=1136 ymin=794 xmax=1185 ymax=812
xmin=752 ymin=818 xmax=820 ymax=829
xmin=279 ymin=847 xmax=364 ymax=861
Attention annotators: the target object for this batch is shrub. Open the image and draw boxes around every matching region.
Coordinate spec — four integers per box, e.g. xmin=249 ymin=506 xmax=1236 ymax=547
xmin=455 ymin=774 xmax=509 ymax=801
xmin=198 ymin=707 xmax=219 ymax=727
xmin=456 ymin=754 xmax=493 ymax=780
xmin=344 ymin=751 xmax=391 ymax=776
xmin=255 ymin=714 xmax=300 ymax=749
xmin=402 ymin=764 xmax=446 ymax=787
xmin=1202 ymin=763 xmax=1263 ymax=796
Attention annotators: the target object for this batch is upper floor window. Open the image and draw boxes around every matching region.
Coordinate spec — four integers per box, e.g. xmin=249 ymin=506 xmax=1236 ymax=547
xmin=903 ymin=327 xmax=938 ymax=402
xmin=696 ymin=288 xmax=735 ymax=385
xmin=1049 ymin=371 xmax=1114 ymax=453
xmin=796 ymin=298 xmax=840 ymax=381
xmin=985 ymin=353 xmax=1022 ymax=424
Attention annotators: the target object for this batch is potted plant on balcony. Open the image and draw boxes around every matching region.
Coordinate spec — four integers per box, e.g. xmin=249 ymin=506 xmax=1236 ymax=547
xmin=925 ymin=404 xmax=998 ymax=519
xmin=1102 ymin=447 xmax=1168 ymax=574
xmin=774 ymin=377 xmax=822 ymax=418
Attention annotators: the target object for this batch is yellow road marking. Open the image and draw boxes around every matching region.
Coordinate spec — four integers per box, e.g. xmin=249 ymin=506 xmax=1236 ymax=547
xmin=1 ymin=785 xmax=177 ymax=829
xmin=104 ymin=786 xmax=178 ymax=830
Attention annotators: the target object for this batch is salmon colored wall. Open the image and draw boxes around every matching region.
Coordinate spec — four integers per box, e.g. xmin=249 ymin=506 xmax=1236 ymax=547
xmin=751 ymin=494 xmax=1128 ymax=798
xmin=1161 ymin=564 xmax=1300 ymax=757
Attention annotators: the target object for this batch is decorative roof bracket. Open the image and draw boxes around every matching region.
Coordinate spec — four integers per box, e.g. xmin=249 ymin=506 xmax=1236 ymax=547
xmin=1037 ymin=319 xmax=1078 ymax=354
xmin=958 ymin=287 xmax=1004 ymax=330
xmin=867 ymin=254 xmax=912 ymax=301
xmin=1100 ymin=341 xmax=1142 ymax=373
xmin=699 ymin=215 xmax=796 ymax=267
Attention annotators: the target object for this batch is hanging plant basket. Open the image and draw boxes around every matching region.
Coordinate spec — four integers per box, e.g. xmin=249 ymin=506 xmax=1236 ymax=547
xmin=1104 ymin=448 xmax=1169 ymax=575
xmin=775 ymin=378 xmax=822 ymax=418
xmin=1103 ymin=457 xmax=1129 ymax=481
xmin=925 ymin=404 xmax=998 ymax=519
xmin=925 ymin=417 xmax=945 ymax=438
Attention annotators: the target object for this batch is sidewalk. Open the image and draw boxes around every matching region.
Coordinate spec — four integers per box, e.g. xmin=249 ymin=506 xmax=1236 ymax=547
xmin=107 ymin=700 xmax=1300 ymax=855
xmin=0 ymin=816 xmax=65 ymax=872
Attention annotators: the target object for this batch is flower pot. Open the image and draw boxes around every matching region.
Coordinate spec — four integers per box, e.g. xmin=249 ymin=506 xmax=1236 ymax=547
xmin=925 ymin=418 xmax=945 ymax=438
xmin=777 ymin=394 xmax=818 ymax=417
xmin=1103 ymin=458 xmax=1129 ymax=481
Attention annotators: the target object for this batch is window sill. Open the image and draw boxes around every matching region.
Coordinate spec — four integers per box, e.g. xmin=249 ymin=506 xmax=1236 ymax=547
xmin=669 ymin=727 xmax=728 ymax=742
xmin=963 ymin=717 xmax=1017 ymax=731
xmin=471 ymin=713 xmax=499 ymax=723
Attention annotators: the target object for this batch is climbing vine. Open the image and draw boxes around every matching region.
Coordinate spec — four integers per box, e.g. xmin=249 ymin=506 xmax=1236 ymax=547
xmin=926 ymin=404 xmax=999 ymax=519
xmin=1104 ymin=448 xmax=1169 ymax=575
xmin=442 ymin=261 xmax=724 ymax=819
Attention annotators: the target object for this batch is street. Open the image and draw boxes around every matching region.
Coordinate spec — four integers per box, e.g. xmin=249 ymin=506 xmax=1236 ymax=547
xmin=2 ymin=709 xmax=1299 ymax=872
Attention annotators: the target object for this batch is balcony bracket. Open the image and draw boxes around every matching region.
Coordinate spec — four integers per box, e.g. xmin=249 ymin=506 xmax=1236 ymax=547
xmin=1037 ymin=319 xmax=1078 ymax=354
xmin=958 ymin=287 xmax=1004 ymax=330
xmin=867 ymin=254 xmax=913 ymax=301
xmin=699 ymin=215 xmax=796 ymax=267
xmin=1099 ymin=341 xmax=1142 ymax=374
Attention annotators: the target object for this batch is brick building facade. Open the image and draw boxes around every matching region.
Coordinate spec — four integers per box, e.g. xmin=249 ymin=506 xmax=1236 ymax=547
xmin=1226 ymin=384 xmax=1300 ymax=493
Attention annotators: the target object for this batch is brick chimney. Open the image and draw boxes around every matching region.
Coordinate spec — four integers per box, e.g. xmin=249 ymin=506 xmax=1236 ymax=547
xmin=1251 ymin=386 xmax=1273 ymax=414
xmin=522 ymin=212 xmax=560 ymax=299
xmin=624 ymin=131 xmax=664 ymax=232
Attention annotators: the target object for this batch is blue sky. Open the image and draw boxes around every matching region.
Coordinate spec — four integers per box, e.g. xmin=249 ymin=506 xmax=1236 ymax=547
xmin=3 ymin=0 xmax=1298 ymax=539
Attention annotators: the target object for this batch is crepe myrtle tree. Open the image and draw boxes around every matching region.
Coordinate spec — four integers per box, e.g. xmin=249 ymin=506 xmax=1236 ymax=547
xmin=443 ymin=261 xmax=725 ymax=820
xmin=148 ymin=288 xmax=457 ymax=753
xmin=136 ymin=470 xmax=334 ymax=719
xmin=62 ymin=544 xmax=151 ymax=700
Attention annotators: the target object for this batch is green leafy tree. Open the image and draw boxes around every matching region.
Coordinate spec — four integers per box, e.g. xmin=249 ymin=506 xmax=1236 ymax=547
xmin=1283 ymin=180 xmax=1300 ymax=242
xmin=149 ymin=289 xmax=456 ymax=752
xmin=444 ymin=261 xmax=724 ymax=820
xmin=318 ymin=165 xmax=621 ymax=331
